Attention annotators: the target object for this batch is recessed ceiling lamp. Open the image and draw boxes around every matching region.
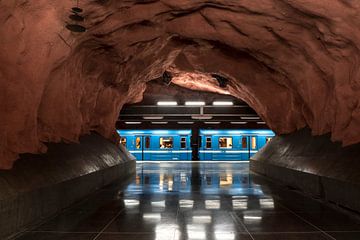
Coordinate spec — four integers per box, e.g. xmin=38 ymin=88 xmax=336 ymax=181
xmin=191 ymin=115 xmax=213 ymax=120
xmin=157 ymin=101 xmax=178 ymax=106
xmin=66 ymin=0 xmax=86 ymax=32
xmin=213 ymin=101 xmax=233 ymax=106
xmin=185 ymin=101 xmax=206 ymax=106
xmin=257 ymin=121 xmax=266 ymax=124
xmin=178 ymin=121 xmax=194 ymax=124
xmin=241 ymin=116 xmax=260 ymax=120
xmin=162 ymin=71 xmax=172 ymax=85
xmin=231 ymin=121 xmax=247 ymax=124
xmin=205 ymin=122 xmax=221 ymax=124
xmin=125 ymin=122 xmax=141 ymax=125
xmin=143 ymin=116 xmax=164 ymax=120
xmin=212 ymin=74 xmax=229 ymax=88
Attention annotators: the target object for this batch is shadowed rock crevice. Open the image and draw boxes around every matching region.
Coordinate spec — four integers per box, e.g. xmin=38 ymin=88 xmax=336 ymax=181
xmin=1 ymin=0 xmax=360 ymax=168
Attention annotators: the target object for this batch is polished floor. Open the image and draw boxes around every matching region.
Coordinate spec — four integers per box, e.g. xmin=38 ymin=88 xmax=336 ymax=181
xmin=15 ymin=162 xmax=360 ymax=240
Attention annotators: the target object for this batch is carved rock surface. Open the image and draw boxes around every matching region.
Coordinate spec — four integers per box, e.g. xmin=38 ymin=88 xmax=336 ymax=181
xmin=1 ymin=0 xmax=360 ymax=169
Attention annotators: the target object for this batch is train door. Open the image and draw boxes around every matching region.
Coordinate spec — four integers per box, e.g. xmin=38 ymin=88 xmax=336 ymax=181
xmin=249 ymin=136 xmax=258 ymax=157
xmin=134 ymin=136 xmax=143 ymax=160
xmin=203 ymin=136 xmax=212 ymax=160
xmin=240 ymin=136 xmax=250 ymax=160
xmin=180 ymin=136 xmax=189 ymax=160
xmin=134 ymin=135 xmax=151 ymax=161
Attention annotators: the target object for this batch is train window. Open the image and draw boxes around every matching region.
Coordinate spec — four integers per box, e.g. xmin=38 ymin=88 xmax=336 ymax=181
xmin=145 ymin=136 xmax=150 ymax=149
xmin=160 ymin=137 xmax=173 ymax=149
xmin=251 ymin=137 xmax=257 ymax=149
xmin=120 ymin=137 xmax=127 ymax=147
xmin=241 ymin=137 xmax=247 ymax=149
xmin=219 ymin=137 xmax=233 ymax=149
xmin=136 ymin=137 xmax=141 ymax=149
xmin=266 ymin=137 xmax=272 ymax=143
xmin=180 ymin=137 xmax=186 ymax=149
xmin=206 ymin=137 xmax=212 ymax=149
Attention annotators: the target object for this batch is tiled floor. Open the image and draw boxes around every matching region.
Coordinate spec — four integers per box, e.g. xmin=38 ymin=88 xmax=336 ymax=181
xmin=14 ymin=162 xmax=360 ymax=240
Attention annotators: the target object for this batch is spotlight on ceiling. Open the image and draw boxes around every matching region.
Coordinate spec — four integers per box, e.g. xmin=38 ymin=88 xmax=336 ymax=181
xmin=213 ymin=101 xmax=233 ymax=106
xmin=157 ymin=101 xmax=177 ymax=106
xmin=212 ymin=74 xmax=229 ymax=88
xmin=66 ymin=2 xmax=86 ymax=33
xmin=162 ymin=71 xmax=172 ymax=85
xmin=185 ymin=101 xmax=206 ymax=106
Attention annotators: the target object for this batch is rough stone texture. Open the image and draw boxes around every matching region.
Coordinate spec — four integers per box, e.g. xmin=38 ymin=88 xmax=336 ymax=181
xmin=251 ymin=128 xmax=360 ymax=213
xmin=0 ymin=133 xmax=136 ymax=239
xmin=1 ymin=0 xmax=360 ymax=168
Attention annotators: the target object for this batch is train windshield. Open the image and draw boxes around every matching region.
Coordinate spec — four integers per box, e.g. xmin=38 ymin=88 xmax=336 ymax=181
xmin=120 ymin=137 xmax=127 ymax=147
xmin=219 ymin=137 xmax=233 ymax=149
xmin=160 ymin=137 xmax=173 ymax=149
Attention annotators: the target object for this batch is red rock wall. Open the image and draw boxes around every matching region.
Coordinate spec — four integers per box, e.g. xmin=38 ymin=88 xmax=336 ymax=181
xmin=0 ymin=0 xmax=359 ymax=169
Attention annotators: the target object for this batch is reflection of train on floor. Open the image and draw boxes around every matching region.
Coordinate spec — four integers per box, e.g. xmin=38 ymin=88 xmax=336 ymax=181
xmin=117 ymin=129 xmax=275 ymax=161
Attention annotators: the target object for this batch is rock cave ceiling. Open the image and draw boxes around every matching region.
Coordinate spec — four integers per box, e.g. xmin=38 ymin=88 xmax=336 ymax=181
xmin=0 ymin=0 xmax=360 ymax=169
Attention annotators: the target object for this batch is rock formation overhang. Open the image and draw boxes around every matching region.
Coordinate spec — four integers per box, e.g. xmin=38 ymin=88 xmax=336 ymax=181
xmin=1 ymin=0 xmax=360 ymax=169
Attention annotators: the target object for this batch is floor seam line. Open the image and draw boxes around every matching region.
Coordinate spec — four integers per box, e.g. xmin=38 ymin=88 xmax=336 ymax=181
xmin=92 ymin=208 xmax=125 ymax=240
xmin=230 ymin=212 xmax=255 ymax=240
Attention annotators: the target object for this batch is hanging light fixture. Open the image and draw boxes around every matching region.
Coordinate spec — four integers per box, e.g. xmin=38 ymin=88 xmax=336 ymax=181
xmin=66 ymin=0 xmax=86 ymax=33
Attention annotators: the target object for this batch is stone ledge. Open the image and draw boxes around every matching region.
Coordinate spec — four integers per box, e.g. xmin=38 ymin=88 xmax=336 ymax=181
xmin=0 ymin=134 xmax=136 ymax=240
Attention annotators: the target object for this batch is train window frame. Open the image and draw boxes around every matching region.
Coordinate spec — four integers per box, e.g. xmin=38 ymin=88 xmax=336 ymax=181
xmin=145 ymin=136 xmax=150 ymax=149
xmin=180 ymin=136 xmax=187 ymax=149
xmin=251 ymin=136 xmax=257 ymax=149
xmin=219 ymin=137 xmax=233 ymax=149
xmin=120 ymin=137 xmax=127 ymax=147
xmin=241 ymin=136 xmax=247 ymax=149
xmin=135 ymin=137 xmax=141 ymax=149
xmin=205 ymin=136 xmax=212 ymax=149
xmin=159 ymin=136 xmax=174 ymax=149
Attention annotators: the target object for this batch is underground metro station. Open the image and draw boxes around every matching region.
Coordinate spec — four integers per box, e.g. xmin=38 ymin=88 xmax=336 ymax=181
xmin=1 ymin=1 xmax=360 ymax=240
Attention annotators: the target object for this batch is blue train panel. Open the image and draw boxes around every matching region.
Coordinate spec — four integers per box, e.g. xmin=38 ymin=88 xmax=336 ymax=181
xmin=117 ymin=129 xmax=192 ymax=161
xmin=199 ymin=129 xmax=275 ymax=161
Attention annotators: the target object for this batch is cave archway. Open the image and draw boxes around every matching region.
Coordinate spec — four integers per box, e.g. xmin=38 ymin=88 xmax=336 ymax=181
xmin=1 ymin=0 xmax=359 ymax=168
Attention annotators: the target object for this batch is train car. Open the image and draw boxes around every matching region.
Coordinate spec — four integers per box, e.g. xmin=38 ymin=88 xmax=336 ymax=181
xmin=199 ymin=129 xmax=275 ymax=161
xmin=117 ymin=129 xmax=192 ymax=161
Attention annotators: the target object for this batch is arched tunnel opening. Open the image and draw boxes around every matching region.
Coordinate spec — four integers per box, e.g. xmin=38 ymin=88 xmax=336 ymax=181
xmin=1 ymin=0 xmax=360 ymax=239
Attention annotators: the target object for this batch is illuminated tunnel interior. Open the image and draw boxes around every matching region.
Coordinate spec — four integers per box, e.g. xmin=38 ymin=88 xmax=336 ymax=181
xmin=1 ymin=0 xmax=360 ymax=239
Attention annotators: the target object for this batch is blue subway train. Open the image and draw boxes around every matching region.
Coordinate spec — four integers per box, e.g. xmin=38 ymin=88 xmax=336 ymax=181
xmin=117 ymin=129 xmax=275 ymax=161
xmin=199 ymin=129 xmax=274 ymax=161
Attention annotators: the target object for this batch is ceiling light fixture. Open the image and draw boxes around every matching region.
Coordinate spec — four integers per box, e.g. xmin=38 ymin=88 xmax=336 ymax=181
xmin=151 ymin=122 xmax=168 ymax=124
xmin=257 ymin=121 xmax=266 ymax=124
xmin=231 ymin=121 xmax=247 ymax=124
xmin=157 ymin=101 xmax=178 ymax=106
xmin=212 ymin=74 xmax=229 ymax=88
xmin=241 ymin=116 xmax=260 ymax=120
xmin=185 ymin=101 xmax=206 ymax=106
xmin=125 ymin=122 xmax=142 ymax=125
xmin=191 ymin=115 xmax=213 ymax=120
xmin=143 ymin=116 xmax=164 ymax=120
xmin=66 ymin=0 xmax=86 ymax=33
xmin=162 ymin=71 xmax=172 ymax=85
xmin=213 ymin=101 xmax=233 ymax=106
xmin=205 ymin=122 xmax=221 ymax=124
xmin=178 ymin=122 xmax=194 ymax=124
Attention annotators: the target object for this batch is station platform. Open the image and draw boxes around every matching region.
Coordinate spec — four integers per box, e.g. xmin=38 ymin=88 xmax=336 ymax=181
xmin=14 ymin=162 xmax=360 ymax=240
